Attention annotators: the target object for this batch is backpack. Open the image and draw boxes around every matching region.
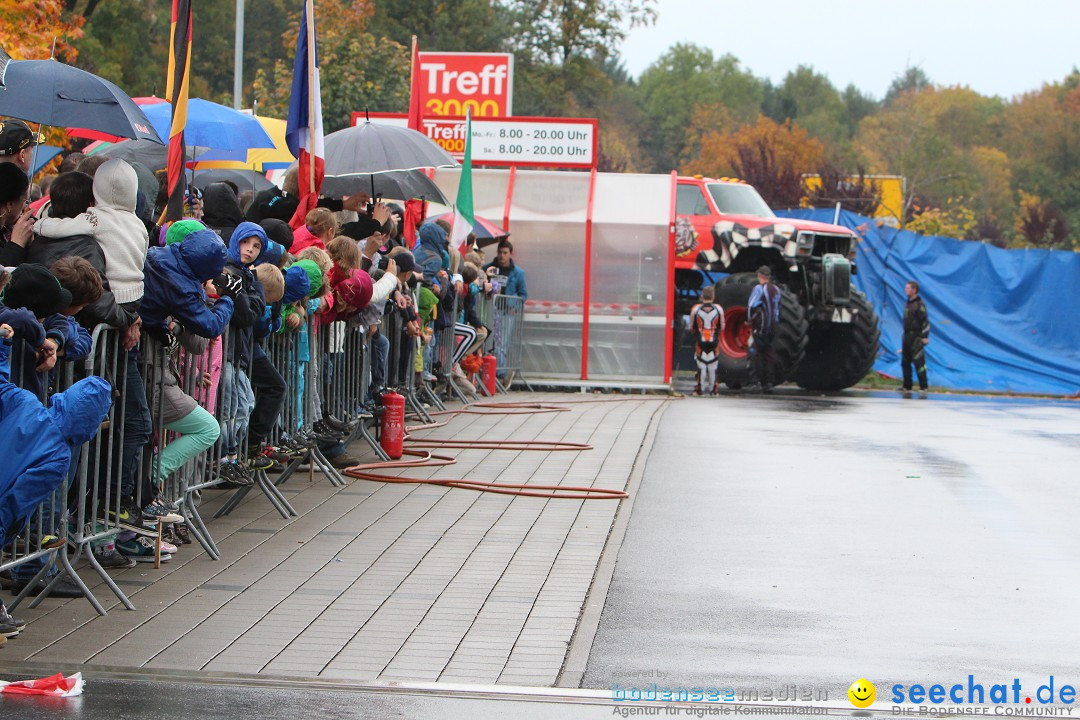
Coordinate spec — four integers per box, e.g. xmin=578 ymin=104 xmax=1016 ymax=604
xmin=750 ymin=284 xmax=780 ymax=338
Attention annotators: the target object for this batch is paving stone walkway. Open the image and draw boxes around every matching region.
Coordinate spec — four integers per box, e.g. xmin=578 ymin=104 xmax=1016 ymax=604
xmin=0 ymin=394 xmax=667 ymax=687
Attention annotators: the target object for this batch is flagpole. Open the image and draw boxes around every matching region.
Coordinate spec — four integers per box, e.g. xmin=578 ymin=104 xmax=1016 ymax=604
xmin=305 ymin=0 xmax=316 ymax=198
xmin=409 ymin=35 xmax=417 ymax=96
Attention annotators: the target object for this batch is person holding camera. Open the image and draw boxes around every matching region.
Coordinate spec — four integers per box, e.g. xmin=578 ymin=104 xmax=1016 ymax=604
xmin=135 ymin=220 xmax=240 ymax=531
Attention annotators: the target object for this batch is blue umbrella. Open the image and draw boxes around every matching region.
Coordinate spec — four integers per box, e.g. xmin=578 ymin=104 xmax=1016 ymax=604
xmin=141 ymin=99 xmax=273 ymax=155
xmin=31 ymin=145 xmax=64 ymax=176
xmin=0 ymin=59 xmax=161 ymax=143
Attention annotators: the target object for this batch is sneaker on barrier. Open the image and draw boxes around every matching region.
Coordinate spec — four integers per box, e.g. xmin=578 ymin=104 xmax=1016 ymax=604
xmin=218 ymin=461 xmax=254 ymax=488
xmin=159 ymin=539 xmax=178 ymax=554
xmin=117 ymin=537 xmax=171 ymax=563
xmin=141 ymin=500 xmax=183 ymax=524
xmin=173 ymin=523 xmax=193 ymax=545
xmin=276 ymin=438 xmax=308 ymax=457
xmin=311 ymin=420 xmax=344 ymax=440
xmin=103 ymin=498 xmax=142 ymax=527
xmin=0 ymin=600 xmax=25 ymax=637
xmin=245 ymin=448 xmax=275 ymax=471
xmin=94 ymin=548 xmax=137 ymax=570
xmin=320 ymin=415 xmax=355 ymax=433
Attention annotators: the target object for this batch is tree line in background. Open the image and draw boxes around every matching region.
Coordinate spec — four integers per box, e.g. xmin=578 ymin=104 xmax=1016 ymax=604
xmin=4 ymin=0 xmax=1078 ymax=249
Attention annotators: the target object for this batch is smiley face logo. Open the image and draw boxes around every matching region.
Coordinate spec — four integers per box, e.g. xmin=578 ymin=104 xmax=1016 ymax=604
xmin=848 ymin=678 xmax=876 ymax=708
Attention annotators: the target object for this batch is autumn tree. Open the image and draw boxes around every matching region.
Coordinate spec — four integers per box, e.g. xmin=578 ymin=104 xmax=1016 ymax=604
xmin=686 ymin=115 xmax=825 ymax=208
xmin=252 ymin=0 xmax=409 ymax=132
xmin=805 ymin=165 xmax=882 ymax=214
xmin=368 ymin=0 xmax=510 ymax=54
xmin=0 ymin=0 xmax=84 ymax=61
xmin=1014 ymin=191 xmax=1070 ymax=248
xmin=638 ymin=44 xmax=763 ymax=172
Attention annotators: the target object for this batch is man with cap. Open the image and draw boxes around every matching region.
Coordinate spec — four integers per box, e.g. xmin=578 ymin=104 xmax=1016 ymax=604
xmin=0 ymin=119 xmax=45 ymax=175
xmin=747 ymin=265 xmax=781 ymax=392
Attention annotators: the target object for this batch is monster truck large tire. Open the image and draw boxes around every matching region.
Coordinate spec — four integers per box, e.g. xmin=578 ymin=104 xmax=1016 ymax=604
xmin=794 ymin=289 xmax=880 ymax=391
xmin=712 ymin=273 xmax=807 ymax=389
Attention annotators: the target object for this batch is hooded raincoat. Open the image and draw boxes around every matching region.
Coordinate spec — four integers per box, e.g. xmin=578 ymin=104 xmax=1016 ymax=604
xmin=0 ymin=376 xmax=112 ymax=545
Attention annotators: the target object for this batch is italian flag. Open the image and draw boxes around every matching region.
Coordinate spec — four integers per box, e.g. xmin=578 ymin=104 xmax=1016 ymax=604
xmin=449 ymin=111 xmax=474 ymax=254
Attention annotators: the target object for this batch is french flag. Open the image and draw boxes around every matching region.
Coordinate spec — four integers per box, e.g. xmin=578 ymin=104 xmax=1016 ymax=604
xmin=285 ymin=0 xmax=324 ymax=229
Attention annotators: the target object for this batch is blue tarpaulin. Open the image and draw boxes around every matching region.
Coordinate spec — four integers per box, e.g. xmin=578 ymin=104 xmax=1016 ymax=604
xmin=777 ymin=209 xmax=1080 ymax=395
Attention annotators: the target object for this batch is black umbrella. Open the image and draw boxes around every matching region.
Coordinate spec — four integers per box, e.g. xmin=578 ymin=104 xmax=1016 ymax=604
xmin=321 ymin=169 xmax=448 ymax=204
xmin=324 ymin=121 xmax=455 ymax=209
xmin=323 ymin=121 xmax=456 ymax=175
xmin=95 ymin=139 xmax=208 ymax=171
xmin=0 ymin=59 xmax=161 ymax=143
xmin=189 ymin=168 xmax=274 ymax=193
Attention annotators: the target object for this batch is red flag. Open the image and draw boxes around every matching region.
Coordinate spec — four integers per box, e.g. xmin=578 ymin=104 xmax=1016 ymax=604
xmin=403 ymin=198 xmax=424 ymax=246
xmin=407 ymin=36 xmax=423 ymax=132
xmin=162 ymin=0 xmax=192 ymax=223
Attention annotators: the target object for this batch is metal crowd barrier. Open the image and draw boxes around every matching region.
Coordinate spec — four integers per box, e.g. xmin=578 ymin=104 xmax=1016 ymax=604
xmin=380 ymin=293 xmax=432 ymax=424
xmin=3 ymin=274 xmax=521 ymax=616
xmin=4 ymin=325 xmax=135 ymax=616
xmin=492 ymin=294 xmax=531 ymax=391
xmin=216 ymin=314 xmax=344 ymax=520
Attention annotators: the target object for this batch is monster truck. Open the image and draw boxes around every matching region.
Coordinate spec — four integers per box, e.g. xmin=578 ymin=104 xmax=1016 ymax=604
xmin=674 ymin=176 xmax=880 ymax=390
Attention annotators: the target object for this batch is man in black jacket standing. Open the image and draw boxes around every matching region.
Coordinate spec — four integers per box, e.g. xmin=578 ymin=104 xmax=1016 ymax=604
xmin=901 ymin=280 xmax=930 ymax=393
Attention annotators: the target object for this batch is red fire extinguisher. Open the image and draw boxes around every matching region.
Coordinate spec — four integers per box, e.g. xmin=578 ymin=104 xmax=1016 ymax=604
xmin=380 ymin=391 xmax=405 ymax=459
xmin=481 ymin=355 xmax=498 ymax=395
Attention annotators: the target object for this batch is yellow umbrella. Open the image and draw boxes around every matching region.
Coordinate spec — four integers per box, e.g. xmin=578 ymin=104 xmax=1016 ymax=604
xmin=190 ymin=116 xmax=295 ymax=171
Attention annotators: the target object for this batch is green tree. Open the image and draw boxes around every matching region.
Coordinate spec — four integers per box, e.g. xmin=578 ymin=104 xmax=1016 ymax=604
xmin=367 ymin=0 xmax=509 ymax=53
xmin=638 ymin=43 xmax=764 ymax=172
xmin=252 ymin=0 xmax=408 ymax=131
xmin=507 ymin=0 xmax=655 ymax=65
xmin=884 ymin=65 xmax=931 ymax=106
xmin=856 ymin=89 xmax=969 ymax=225
xmin=772 ymin=65 xmax=848 ymax=147
xmin=73 ymin=0 xmax=165 ymax=96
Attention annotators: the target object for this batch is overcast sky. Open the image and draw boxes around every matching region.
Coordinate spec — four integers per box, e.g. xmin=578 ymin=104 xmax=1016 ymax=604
xmin=620 ymin=0 xmax=1078 ymax=100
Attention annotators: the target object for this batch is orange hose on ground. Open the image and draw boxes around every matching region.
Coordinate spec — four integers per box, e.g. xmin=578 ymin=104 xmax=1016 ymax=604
xmin=339 ymin=398 xmax=671 ymax=499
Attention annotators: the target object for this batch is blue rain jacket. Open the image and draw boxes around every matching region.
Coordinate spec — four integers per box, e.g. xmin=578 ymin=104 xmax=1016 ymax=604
xmin=0 ymin=376 xmax=112 ymax=545
xmin=139 ymin=227 xmax=234 ymax=338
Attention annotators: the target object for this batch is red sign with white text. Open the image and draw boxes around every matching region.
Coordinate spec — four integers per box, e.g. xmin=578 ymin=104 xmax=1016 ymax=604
xmin=418 ymin=52 xmax=514 ymax=118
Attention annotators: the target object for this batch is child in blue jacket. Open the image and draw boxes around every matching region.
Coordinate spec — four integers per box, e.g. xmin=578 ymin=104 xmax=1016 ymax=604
xmin=135 ymin=223 xmax=241 ymax=530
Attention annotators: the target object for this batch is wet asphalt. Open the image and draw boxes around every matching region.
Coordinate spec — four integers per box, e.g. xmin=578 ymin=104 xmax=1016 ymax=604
xmin=583 ymin=389 xmax=1080 ymax=706
xmin=3 ymin=390 xmax=1077 ymax=718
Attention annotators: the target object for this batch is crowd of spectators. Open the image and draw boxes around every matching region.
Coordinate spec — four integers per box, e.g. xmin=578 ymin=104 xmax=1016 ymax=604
xmin=0 ymin=119 xmax=527 ymax=647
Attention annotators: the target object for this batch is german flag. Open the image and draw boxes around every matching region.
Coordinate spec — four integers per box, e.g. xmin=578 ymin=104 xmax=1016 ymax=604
xmin=162 ymin=0 xmax=192 ymax=223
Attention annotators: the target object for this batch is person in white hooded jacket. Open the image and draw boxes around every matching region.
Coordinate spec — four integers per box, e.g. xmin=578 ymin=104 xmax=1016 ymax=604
xmin=35 ymin=158 xmax=148 ymax=307
xmin=33 ymin=159 xmax=154 ymax=533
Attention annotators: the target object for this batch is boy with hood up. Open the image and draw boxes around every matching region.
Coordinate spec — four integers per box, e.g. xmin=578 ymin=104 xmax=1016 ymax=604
xmin=134 ymin=222 xmax=241 ymax=546
xmin=220 ymin=222 xmax=287 ymax=472
xmin=0 ymin=375 xmax=112 ymax=637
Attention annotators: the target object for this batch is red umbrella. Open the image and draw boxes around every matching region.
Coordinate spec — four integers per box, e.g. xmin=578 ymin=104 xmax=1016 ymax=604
xmin=67 ymin=96 xmax=168 ymax=142
xmin=425 ymin=211 xmax=509 ymax=248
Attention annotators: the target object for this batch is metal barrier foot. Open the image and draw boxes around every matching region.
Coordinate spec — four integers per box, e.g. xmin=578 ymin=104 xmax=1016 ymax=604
xmin=80 ymin=547 xmax=136 ymax=612
xmin=253 ymin=469 xmax=298 ymax=517
xmin=213 ymin=484 xmax=253 ymax=518
xmin=404 ymin=387 xmax=433 ymax=424
xmin=420 ymin=382 xmax=447 ymax=411
xmin=349 ymin=416 xmax=390 ymax=462
xmin=8 ymin=554 xmax=54 ymax=612
xmin=181 ymin=502 xmax=220 ymax=560
xmin=309 ymin=448 xmax=346 ymax=487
